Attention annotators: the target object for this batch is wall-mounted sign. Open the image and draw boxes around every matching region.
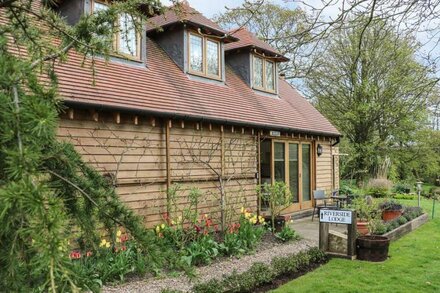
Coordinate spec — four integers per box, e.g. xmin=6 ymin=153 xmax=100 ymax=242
xmin=319 ymin=209 xmax=353 ymax=224
xmin=269 ymin=130 xmax=281 ymax=137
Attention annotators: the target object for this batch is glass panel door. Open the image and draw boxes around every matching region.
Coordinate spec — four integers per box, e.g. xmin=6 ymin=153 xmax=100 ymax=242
xmin=289 ymin=143 xmax=299 ymax=203
xmin=302 ymin=144 xmax=311 ymax=201
xmin=274 ymin=142 xmax=285 ymax=182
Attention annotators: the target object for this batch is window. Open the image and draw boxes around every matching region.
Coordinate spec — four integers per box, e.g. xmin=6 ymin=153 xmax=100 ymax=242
xmin=92 ymin=0 xmax=141 ymax=60
xmin=188 ymin=32 xmax=221 ymax=79
xmin=253 ymin=55 xmax=276 ymax=93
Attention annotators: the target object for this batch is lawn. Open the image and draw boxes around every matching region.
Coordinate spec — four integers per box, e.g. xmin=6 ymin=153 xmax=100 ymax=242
xmin=273 ymin=198 xmax=440 ymax=293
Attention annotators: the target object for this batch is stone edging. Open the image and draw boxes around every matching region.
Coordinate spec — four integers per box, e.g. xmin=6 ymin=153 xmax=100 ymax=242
xmin=383 ymin=213 xmax=429 ymax=241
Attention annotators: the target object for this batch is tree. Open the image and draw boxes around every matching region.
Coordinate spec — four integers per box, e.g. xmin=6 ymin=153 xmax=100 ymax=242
xmin=306 ymin=20 xmax=436 ymax=183
xmin=0 ymin=0 xmax=170 ymax=291
xmin=215 ymin=2 xmax=314 ymax=80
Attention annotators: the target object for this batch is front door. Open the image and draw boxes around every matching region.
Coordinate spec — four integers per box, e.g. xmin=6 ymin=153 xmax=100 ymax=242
xmin=259 ymin=139 xmax=313 ymax=211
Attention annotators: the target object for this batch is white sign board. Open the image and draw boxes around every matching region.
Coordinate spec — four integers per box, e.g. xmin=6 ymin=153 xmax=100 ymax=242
xmin=319 ymin=209 xmax=353 ymax=224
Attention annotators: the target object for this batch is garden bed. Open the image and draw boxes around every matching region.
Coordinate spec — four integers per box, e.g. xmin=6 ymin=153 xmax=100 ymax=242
xmin=103 ymin=238 xmax=317 ymax=293
xmin=383 ymin=213 xmax=429 ymax=241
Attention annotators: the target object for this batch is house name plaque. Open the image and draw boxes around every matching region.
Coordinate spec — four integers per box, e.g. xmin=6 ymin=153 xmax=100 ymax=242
xmin=319 ymin=209 xmax=353 ymax=224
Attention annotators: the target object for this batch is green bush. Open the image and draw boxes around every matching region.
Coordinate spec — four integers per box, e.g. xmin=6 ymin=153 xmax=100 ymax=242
xmin=393 ymin=182 xmax=412 ymax=194
xmin=366 ymin=178 xmax=392 ymax=198
xmin=397 ymin=216 xmax=408 ymax=225
xmin=429 ymin=186 xmax=440 ymax=198
xmin=193 ymin=247 xmax=328 ymax=293
xmin=275 ymin=225 xmax=299 ymax=242
xmin=393 ymin=194 xmax=417 ymax=200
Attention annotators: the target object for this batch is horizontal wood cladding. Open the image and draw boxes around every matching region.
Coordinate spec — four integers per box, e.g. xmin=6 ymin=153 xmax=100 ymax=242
xmin=57 ymin=110 xmax=258 ymax=227
xmin=316 ymin=141 xmax=336 ymax=194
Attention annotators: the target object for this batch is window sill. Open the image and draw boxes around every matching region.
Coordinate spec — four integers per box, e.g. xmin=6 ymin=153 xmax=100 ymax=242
xmin=188 ymin=70 xmax=222 ymax=82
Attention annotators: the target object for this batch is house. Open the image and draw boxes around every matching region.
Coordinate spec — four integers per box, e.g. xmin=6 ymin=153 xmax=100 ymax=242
xmin=48 ymin=1 xmax=340 ymax=226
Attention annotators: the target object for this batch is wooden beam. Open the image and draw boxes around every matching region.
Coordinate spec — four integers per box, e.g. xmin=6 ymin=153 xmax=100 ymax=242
xmin=90 ymin=110 xmax=99 ymax=122
xmin=242 ymin=127 xmax=245 ymax=134
xmin=133 ymin=115 xmax=139 ymax=125
xmin=68 ymin=108 xmax=74 ymax=120
xmin=114 ymin=112 xmax=120 ymax=124
xmin=168 ymin=120 xmax=172 ymax=128
xmin=181 ymin=120 xmax=185 ymax=128
xmin=231 ymin=125 xmax=234 ymax=133
xmin=220 ymin=125 xmax=224 ymax=133
xmin=209 ymin=123 xmax=212 ymax=131
xmin=251 ymin=128 xmax=255 ymax=135
xmin=165 ymin=119 xmax=171 ymax=201
xmin=196 ymin=122 xmax=200 ymax=130
xmin=150 ymin=117 xmax=156 ymax=127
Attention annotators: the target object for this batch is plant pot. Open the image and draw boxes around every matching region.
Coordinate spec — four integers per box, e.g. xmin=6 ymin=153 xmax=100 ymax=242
xmin=356 ymin=235 xmax=390 ymax=262
xmin=382 ymin=210 xmax=402 ymax=221
xmin=356 ymin=221 xmax=369 ymax=235
xmin=264 ymin=215 xmax=286 ymax=232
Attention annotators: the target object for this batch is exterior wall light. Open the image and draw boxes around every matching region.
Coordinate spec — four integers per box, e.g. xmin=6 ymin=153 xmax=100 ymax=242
xmin=317 ymin=144 xmax=323 ymax=157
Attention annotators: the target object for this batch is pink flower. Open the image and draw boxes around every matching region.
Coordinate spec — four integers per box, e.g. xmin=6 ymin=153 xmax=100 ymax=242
xmin=69 ymin=251 xmax=81 ymax=259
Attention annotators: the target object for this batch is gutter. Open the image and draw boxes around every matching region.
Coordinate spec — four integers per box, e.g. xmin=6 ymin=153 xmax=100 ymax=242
xmin=331 ymin=136 xmax=341 ymax=146
xmin=64 ymin=100 xmax=342 ymax=138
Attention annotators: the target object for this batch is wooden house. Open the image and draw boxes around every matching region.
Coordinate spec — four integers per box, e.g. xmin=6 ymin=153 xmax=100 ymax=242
xmin=50 ymin=1 xmax=341 ymax=226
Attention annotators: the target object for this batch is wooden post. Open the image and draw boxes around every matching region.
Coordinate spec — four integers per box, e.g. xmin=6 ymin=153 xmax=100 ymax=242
xmin=133 ymin=115 xmax=139 ymax=125
xmin=347 ymin=211 xmax=357 ymax=257
xmin=165 ymin=119 xmax=171 ymax=211
xmin=220 ymin=125 xmax=226 ymax=230
xmin=319 ymin=222 xmax=329 ymax=252
xmin=114 ymin=112 xmax=120 ymax=124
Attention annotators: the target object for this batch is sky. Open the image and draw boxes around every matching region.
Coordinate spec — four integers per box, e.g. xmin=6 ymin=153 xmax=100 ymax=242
xmin=159 ymin=0 xmax=297 ymax=18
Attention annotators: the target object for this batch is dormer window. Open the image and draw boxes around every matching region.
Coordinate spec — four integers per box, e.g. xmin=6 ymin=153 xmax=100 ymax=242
xmin=253 ymin=55 xmax=276 ymax=93
xmin=188 ymin=32 xmax=221 ymax=80
xmin=92 ymin=0 xmax=141 ymax=60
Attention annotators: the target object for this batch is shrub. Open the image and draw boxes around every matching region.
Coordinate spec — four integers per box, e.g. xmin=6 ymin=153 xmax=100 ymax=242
xmin=275 ymin=225 xmax=299 ymax=242
xmin=258 ymin=182 xmax=292 ymax=232
xmin=393 ymin=194 xmax=417 ymax=200
xmin=386 ymin=220 xmax=399 ymax=232
xmin=379 ymin=200 xmax=403 ymax=211
xmin=404 ymin=206 xmax=423 ymax=220
xmin=393 ymin=182 xmax=412 ymax=194
xmin=429 ymin=186 xmax=440 ymax=198
xmin=193 ymin=247 xmax=328 ymax=293
xmin=366 ymin=178 xmax=392 ymax=198
xmin=398 ymin=216 xmax=408 ymax=225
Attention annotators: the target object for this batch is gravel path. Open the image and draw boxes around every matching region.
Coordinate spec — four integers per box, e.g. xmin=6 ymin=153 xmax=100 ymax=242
xmin=103 ymin=238 xmax=318 ymax=293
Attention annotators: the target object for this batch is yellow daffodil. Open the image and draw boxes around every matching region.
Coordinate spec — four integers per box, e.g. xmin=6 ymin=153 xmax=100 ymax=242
xmin=116 ymin=230 xmax=122 ymax=237
xmin=99 ymin=239 xmax=107 ymax=247
xmin=171 ymin=220 xmax=176 ymax=225
xmin=105 ymin=242 xmax=111 ymax=248
xmin=241 ymin=207 xmax=245 ymax=213
xmin=258 ymin=216 xmax=265 ymax=223
xmin=116 ymin=237 xmax=121 ymax=243
xmin=160 ymin=223 xmax=166 ymax=229
xmin=155 ymin=225 xmax=161 ymax=233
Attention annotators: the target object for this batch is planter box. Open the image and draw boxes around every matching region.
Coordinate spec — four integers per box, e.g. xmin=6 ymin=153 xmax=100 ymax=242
xmin=383 ymin=213 xmax=429 ymax=241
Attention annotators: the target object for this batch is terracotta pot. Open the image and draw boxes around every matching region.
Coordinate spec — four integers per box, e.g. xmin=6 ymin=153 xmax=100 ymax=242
xmin=357 ymin=235 xmax=390 ymax=262
xmin=357 ymin=221 xmax=369 ymax=235
xmin=264 ymin=215 xmax=286 ymax=232
xmin=382 ymin=210 xmax=402 ymax=222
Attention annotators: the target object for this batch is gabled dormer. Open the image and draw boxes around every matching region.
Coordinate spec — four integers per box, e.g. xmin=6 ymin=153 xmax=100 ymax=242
xmin=146 ymin=2 xmax=238 ymax=82
xmin=51 ymin=0 xmax=157 ymax=65
xmin=225 ymin=28 xmax=289 ymax=95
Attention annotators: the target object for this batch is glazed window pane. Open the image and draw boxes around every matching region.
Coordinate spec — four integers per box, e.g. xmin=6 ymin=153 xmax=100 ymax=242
xmin=266 ymin=61 xmax=275 ymax=90
xmin=206 ymin=40 xmax=219 ymax=76
xmin=254 ymin=57 xmax=263 ymax=88
xmin=119 ymin=13 xmax=138 ymax=57
xmin=190 ymin=34 xmax=203 ymax=72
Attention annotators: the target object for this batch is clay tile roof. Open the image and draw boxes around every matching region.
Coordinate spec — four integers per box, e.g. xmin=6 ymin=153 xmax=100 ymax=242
xmin=51 ymin=38 xmax=339 ymax=137
xmin=147 ymin=2 xmax=237 ymax=42
xmin=225 ymin=27 xmax=289 ymax=61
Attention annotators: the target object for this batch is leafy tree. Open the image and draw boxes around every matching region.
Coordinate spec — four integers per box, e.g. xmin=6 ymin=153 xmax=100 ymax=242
xmin=215 ymin=2 xmax=313 ymax=80
xmin=0 ymin=0 xmax=170 ymax=291
xmin=305 ymin=20 xmax=436 ymax=183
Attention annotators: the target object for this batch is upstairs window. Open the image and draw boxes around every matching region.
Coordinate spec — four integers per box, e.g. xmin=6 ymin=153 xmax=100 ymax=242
xmin=188 ymin=32 xmax=221 ymax=79
xmin=253 ymin=55 xmax=276 ymax=93
xmin=92 ymin=0 xmax=141 ymax=60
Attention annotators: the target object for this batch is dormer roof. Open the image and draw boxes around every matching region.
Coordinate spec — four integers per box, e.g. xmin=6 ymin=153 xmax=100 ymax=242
xmin=147 ymin=2 xmax=238 ymax=43
xmin=225 ymin=28 xmax=289 ymax=62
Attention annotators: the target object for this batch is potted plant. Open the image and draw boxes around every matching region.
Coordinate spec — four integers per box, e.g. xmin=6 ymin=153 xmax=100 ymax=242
xmin=258 ymin=182 xmax=292 ymax=233
xmin=379 ymin=200 xmax=403 ymax=221
xmin=356 ymin=217 xmax=390 ymax=262
xmin=349 ymin=196 xmax=377 ymax=235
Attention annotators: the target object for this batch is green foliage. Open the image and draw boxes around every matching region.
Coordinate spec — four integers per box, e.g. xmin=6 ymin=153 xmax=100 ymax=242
xmin=366 ymin=179 xmax=392 ymax=198
xmin=220 ymin=211 xmax=265 ymax=256
xmin=393 ymin=194 xmax=417 ymax=200
xmin=307 ymin=19 xmax=435 ymax=183
xmin=349 ymin=196 xmax=379 ymax=221
xmin=181 ymin=236 xmax=220 ymax=267
xmin=193 ymin=248 xmax=328 ymax=293
xmin=275 ymin=225 xmax=299 ymax=242
xmin=258 ymin=182 xmax=292 ymax=232
xmin=379 ymin=200 xmax=403 ymax=211
xmin=393 ymin=182 xmax=412 ymax=194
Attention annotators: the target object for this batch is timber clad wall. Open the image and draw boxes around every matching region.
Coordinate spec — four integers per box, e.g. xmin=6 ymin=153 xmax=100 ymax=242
xmin=316 ymin=142 xmax=339 ymax=194
xmin=57 ymin=109 xmax=258 ymax=227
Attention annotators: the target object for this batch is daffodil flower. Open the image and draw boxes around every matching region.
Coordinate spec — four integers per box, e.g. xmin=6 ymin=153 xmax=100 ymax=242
xmin=116 ymin=230 xmax=122 ymax=237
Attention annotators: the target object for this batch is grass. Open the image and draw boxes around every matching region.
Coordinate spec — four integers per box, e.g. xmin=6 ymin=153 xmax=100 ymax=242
xmin=273 ymin=198 xmax=440 ymax=293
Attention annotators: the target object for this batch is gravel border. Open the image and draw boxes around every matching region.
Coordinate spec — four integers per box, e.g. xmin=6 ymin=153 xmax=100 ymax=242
xmin=103 ymin=237 xmax=318 ymax=293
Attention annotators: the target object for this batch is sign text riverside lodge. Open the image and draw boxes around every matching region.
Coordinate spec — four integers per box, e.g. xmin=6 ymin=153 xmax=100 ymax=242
xmin=319 ymin=209 xmax=353 ymax=224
